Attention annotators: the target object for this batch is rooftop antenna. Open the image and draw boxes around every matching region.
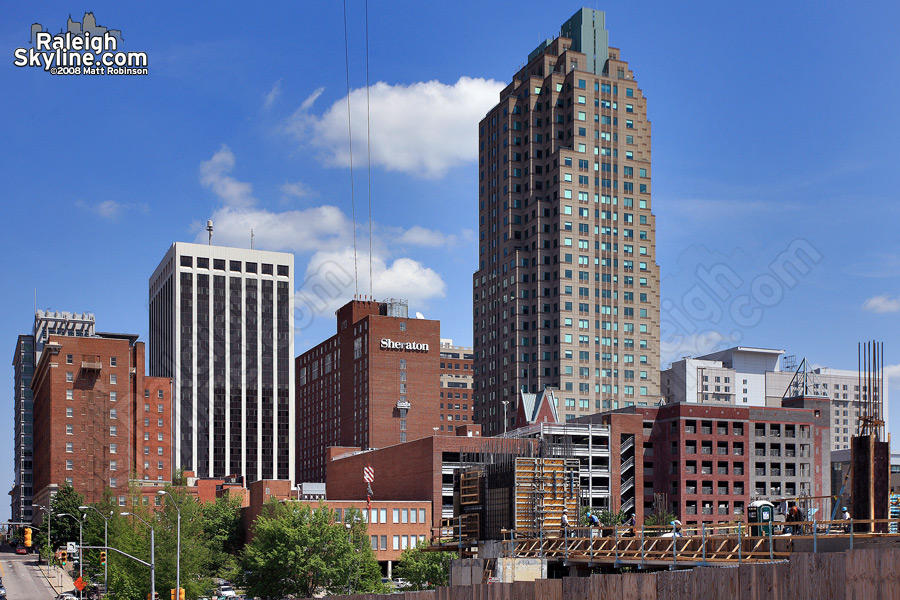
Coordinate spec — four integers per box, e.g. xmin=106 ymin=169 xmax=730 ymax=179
xmin=250 ymin=229 xmax=254 ymax=249
xmin=207 ymin=220 xmax=213 ymax=245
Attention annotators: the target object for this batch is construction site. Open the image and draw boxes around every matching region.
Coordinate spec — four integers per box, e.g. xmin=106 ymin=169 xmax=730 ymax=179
xmin=428 ymin=341 xmax=899 ymax=584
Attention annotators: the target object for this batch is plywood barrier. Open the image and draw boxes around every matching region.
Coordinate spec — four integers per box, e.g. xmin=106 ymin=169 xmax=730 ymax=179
xmin=298 ymin=547 xmax=900 ymax=600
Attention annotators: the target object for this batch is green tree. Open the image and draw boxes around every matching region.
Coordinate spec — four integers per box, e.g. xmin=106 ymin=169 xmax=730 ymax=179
xmin=643 ymin=509 xmax=677 ymax=535
xmin=580 ymin=508 xmax=628 ymax=527
xmin=241 ymin=500 xmax=382 ymax=599
xmin=33 ymin=483 xmax=87 ymax=562
xmin=200 ymin=491 xmax=243 ymax=578
xmin=393 ymin=540 xmax=453 ymax=590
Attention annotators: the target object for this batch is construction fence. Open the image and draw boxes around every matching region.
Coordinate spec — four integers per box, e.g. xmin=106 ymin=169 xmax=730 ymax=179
xmin=307 ymin=548 xmax=899 ymax=600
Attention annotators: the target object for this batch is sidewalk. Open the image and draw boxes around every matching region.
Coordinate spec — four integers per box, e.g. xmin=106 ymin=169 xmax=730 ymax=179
xmin=36 ymin=560 xmax=77 ymax=596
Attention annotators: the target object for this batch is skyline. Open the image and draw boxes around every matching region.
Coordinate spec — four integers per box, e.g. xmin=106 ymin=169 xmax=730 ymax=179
xmin=2 ymin=1 xmax=898 ymax=521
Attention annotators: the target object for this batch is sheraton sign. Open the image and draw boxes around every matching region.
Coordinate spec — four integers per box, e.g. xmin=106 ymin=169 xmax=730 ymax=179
xmin=380 ymin=338 xmax=429 ymax=352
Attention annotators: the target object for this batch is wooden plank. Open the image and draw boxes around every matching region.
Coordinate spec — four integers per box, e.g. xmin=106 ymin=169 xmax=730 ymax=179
xmin=511 ymin=580 xmax=535 ymax=600
xmin=738 ymin=563 xmax=757 ymax=600
xmin=534 ymin=578 xmax=562 ymax=600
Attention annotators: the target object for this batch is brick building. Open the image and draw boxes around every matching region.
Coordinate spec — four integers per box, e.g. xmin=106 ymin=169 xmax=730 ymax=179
xmin=296 ymin=299 xmax=441 ymax=482
xmin=593 ymin=398 xmax=831 ymax=526
xmin=240 ymin=479 xmax=431 ymax=576
xmin=438 ymin=340 xmax=475 ymax=434
xmin=474 ymin=7 xmax=661 ymax=436
xmin=30 ymin=333 xmax=172 ymax=512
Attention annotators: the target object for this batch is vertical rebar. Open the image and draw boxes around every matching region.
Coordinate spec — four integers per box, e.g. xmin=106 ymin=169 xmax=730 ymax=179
xmin=813 ymin=518 xmax=817 ymax=553
xmin=737 ymin=522 xmax=742 ymax=564
xmin=850 ymin=519 xmax=854 ymax=549
xmin=768 ymin=519 xmax=774 ymax=561
xmin=701 ymin=522 xmax=706 ymax=565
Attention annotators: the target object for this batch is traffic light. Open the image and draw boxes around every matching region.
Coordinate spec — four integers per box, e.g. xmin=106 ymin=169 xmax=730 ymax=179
xmin=170 ymin=589 xmax=176 ymax=600
xmin=100 ymin=551 xmax=107 ymax=566
xmin=24 ymin=527 xmax=32 ymax=547
xmin=179 ymin=588 xmax=185 ymax=600
xmin=60 ymin=550 xmax=68 ymax=565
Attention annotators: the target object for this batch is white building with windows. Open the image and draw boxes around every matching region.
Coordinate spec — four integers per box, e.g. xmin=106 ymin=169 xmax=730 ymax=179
xmin=661 ymin=346 xmax=886 ymax=451
xmin=149 ymin=242 xmax=294 ymax=483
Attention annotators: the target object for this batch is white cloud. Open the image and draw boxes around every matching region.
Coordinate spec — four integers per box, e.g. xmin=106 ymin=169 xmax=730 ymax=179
xmin=396 ymin=225 xmax=456 ymax=247
xmin=199 ymin=145 xmax=256 ymax=207
xmin=76 ymin=199 xmax=148 ymax=220
xmin=286 ymin=77 xmax=504 ymax=179
xmin=862 ymin=294 xmax=900 ymax=314
xmin=195 ymin=204 xmax=350 ymax=253
xmin=264 ymin=79 xmax=282 ymax=109
xmin=281 ymin=180 xmax=314 ymax=199
xmin=660 ymin=330 xmax=741 ymax=366
xmin=295 ymin=247 xmax=446 ymax=322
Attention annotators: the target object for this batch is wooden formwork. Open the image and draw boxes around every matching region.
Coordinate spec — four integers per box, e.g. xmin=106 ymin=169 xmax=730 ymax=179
xmin=514 ymin=457 xmax=580 ymax=535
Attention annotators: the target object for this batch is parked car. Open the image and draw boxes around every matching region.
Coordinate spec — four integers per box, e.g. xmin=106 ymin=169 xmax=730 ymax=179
xmin=0 ymin=584 xmax=8 ymax=597
xmin=15 ymin=545 xmax=27 ymax=555
xmin=218 ymin=584 xmax=237 ymax=597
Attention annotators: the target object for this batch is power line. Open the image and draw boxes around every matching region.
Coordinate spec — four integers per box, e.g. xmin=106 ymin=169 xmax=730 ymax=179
xmin=343 ymin=0 xmax=359 ymax=297
xmin=365 ymin=0 xmax=374 ymax=298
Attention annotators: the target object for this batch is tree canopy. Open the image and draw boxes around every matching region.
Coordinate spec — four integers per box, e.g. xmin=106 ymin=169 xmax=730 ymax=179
xmin=241 ymin=501 xmax=383 ymax=599
xmin=393 ymin=540 xmax=453 ymax=590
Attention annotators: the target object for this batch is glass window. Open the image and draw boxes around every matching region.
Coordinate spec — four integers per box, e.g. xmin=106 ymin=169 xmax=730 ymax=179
xmin=66 ymin=442 xmax=73 ymax=453
xmin=110 ymin=460 xmax=117 ymax=471
xmin=393 ymin=509 xmax=400 ymax=523
xmin=110 ymin=356 xmax=117 ymax=367
xmin=110 ymin=444 xmax=117 ymax=454
xmin=66 ymin=407 xmax=73 ymax=417
xmin=66 ymin=460 xmax=73 ymax=470
xmin=393 ymin=535 xmax=400 ymax=550
xmin=66 ymin=424 xmax=73 ymax=435
xmin=419 ymin=508 xmax=426 ymax=523
xmin=380 ymin=508 xmax=387 ymax=523
xmin=402 ymin=508 xmax=408 ymax=523
xmin=110 ymin=426 xmax=117 ymax=436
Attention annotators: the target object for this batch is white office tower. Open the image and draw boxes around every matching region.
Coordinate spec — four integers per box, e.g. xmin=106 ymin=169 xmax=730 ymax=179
xmin=149 ymin=242 xmax=294 ymax=482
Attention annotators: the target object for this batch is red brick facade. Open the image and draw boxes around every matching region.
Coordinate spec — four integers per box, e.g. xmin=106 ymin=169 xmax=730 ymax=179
xmin=31 ymin=334 xmax=172 ymax=508
xmin=437 ymin=343 xmax=475 ymax=434
xmin=325 ymin=435 xmax=537 ymax=534
xmin=241 ymin=479 xmax=431 ymax=562
xmin=296 ymin=300 xmax=441 ymax=483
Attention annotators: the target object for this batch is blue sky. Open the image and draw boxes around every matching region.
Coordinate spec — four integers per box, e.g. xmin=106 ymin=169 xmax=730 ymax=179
xmin=2 ymin=1 xmax=898 ymax=520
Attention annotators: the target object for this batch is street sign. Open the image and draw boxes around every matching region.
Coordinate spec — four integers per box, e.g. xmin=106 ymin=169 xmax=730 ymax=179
xmin=73 ymin=576 xmax=86 ymax=591
xmin=66 ymin=542 xmax=76 ymax=553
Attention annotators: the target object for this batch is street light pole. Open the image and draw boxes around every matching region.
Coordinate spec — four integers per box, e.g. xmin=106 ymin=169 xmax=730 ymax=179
xmin=121 ymin=512 xmax=154 ymax=600
xmin=157 ymin=490 xmax=181 ymax=599
xmin=58 ymin=512 xmax=85 ymax=600
xmin=80 ymin=505 xmax=111 ymax=598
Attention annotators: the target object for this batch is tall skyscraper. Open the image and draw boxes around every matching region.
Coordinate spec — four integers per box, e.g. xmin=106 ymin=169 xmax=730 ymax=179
xmin=473 ymin=8 xmax=660 ymax=434
xmin=11 ymin=310 xmax=95 ymax=522
xmin=149 ymin=243 xmax=294 ymax=483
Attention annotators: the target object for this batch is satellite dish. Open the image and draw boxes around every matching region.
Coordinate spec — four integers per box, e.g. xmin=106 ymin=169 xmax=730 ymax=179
xmin=415 ymin=312 xmax=425 ymax=319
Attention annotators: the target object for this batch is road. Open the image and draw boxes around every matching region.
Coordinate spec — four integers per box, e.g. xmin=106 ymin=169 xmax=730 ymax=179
xmin=0 ymin=548 xmax=62 ymax=599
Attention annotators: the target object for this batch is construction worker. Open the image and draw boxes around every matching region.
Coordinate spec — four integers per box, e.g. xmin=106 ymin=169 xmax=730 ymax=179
xmin=561 ymin=508 xmax=570 ymax=531
xmin=842 ymin=506 xmax=851 ymax=533
xmin=670 ymin=520 xmax=682 ymax=537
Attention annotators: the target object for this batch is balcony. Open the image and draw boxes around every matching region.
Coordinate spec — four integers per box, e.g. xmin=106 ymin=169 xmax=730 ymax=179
xmin=717 ymin=448 xmax=728 ymax=455
xmin=755 ymin=468 xmax=766 ymax=476
xmin=700 ymin=447 xmax=712 ymax=455
xmin=701 ymin=487 xmax=713 ymax=495
xmin=81 ymin=357 xmax=102 ymax=370
xmin=717 ymin=467 xmax=728 ymax=475
xmin=754 ymin=449 xmax=766 ymax=456
xmin=685 ymin=426 xmax=696 ymax=434
xmin=701 ymin=427 xmax=712 ymax=435
xmin=686 ymin=506 xmax=698 ymax=515
xmin=685 ymin=486 xmax=697 ymax=495
xmin=702 ymin=507 xmax=713 ymax=515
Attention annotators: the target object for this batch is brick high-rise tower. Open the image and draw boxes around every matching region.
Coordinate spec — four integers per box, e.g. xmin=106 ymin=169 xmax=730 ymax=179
xmin=473 ymin=8 xmax=660 ymax=434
